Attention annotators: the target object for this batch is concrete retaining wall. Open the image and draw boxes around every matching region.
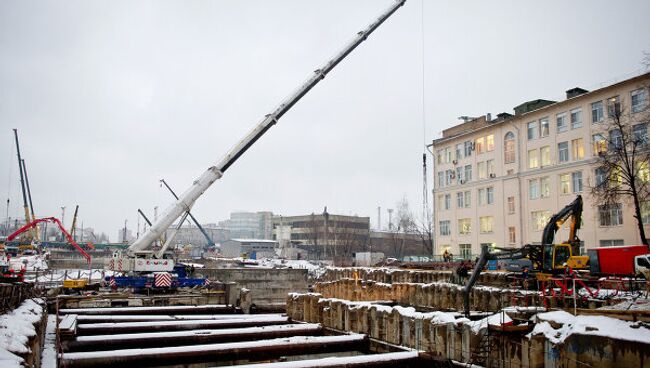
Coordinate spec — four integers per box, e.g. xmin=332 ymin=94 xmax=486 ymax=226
xmin=321 ymin=267 xmax=509 ymax=287
xmin=0 ymin=282 xmax=35 ymax=312
xmin=199 ymin=268 xmax=308 ymax=307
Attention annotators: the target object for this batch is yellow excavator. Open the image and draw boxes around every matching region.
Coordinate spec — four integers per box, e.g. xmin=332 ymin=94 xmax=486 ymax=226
xmin=462 ymin=195 xmax=588 ymax=315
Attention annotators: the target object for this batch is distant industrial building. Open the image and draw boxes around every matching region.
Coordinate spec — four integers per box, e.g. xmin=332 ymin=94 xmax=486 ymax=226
xmin=219 ymin=211 xmax=273 ymax=240
xmin=221 ymin=238 xmax=278 ymax=259
xmin=164 ymin=223 xmax=229 ymax=247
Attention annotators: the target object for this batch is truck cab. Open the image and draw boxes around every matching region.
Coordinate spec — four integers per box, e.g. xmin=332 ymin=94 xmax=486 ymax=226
xmin=635 ymin=254 xmax=650 ymax=279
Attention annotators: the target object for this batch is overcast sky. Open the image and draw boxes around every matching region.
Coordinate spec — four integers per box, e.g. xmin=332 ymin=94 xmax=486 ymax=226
xmin=1 ymin=0 xmax=649 ymax=240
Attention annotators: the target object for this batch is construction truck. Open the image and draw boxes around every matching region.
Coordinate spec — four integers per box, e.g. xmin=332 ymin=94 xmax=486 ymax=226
xmin=462 ymin=195 xmax=588 ymax=315
xmin=106 ymin=0 xmax=406 ymax=282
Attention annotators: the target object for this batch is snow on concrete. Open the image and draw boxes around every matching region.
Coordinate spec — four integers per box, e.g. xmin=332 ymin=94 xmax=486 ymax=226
xmin=466 ymin=311 xmax=513 ymax=333
xmin=603 ymin=298 xmax=650 ymax=311
xmin=62 ymin=334 xmax=366 ymax=360
xmin=230 ymin=351 xmax=420 ymax=368
xmin=257 ymin=258 xmax=327 ymax=279
xmin=0 ymin=349 xmax=23 ymax=368
xmin=0 ymin=298 xmax=45 ymax=360
xmin=8 ymin=254 xmax=48 ymax=271
xmin=529 ymin=310 xmax=650 ymax=344
xmin=60 ymin=304 xmax=228 ymax=314
xmin=41 ymin=314 xmax=57 ymax=368
xmin=75 ymin=323 xmax=321 ymax=343
xmin=75 ymin=313 xmax=285 ymax=322
xmin=76 ymin=316 xmax=289 ymax=330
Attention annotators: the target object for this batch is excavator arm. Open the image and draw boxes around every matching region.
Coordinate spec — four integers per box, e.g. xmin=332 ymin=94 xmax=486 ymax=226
xmin=8 ymin=217 xmax=91 ymax=264
xmin=542 ymin=195 xmax=582 ymax=247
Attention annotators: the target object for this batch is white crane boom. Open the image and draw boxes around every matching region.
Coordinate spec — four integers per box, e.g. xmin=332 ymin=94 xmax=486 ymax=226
xmin=125 ymin=0 xmax=406 ymax=260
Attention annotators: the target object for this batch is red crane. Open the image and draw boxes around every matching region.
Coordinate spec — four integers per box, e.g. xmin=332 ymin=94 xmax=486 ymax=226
xmin=7 ymin=217 xmax=91 ymax=264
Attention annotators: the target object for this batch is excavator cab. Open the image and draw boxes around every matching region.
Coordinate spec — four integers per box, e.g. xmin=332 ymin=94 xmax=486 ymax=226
xmin=538 ymin=243 xmax=589 ymax=279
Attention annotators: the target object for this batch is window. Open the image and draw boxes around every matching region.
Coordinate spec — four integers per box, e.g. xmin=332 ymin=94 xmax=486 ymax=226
xmin=486 ymin=134 xmax=494 ymax=151
xmin=437 ymin=150 xmax=443 ymax=164
xmin=540 ymin=177 xmax=550 ymax=198
xmin=464 ymin=191 xmax=471 ymax=208
xmin=592 ymin=134 xmax=607 ymax=155
xmin=531 ymin=211 xmax=552 ymax=231
xmin=476 ymin=137 xmax=485 ymax=154
xmin=642 ymin=201 xmax=650 ymax=225
xmin=558 ymin=142 xmax=569 ymax=163
xmin=464 ymin=141 xmax=473 ymax=157
xmin=444 ymin=194 xmax=451 ymax=210
xmin=458 ymin=219 xmax=471 ymax=235
xmin=631 ymin=88 xmax=647 ymax=113
xmin=610 ymin=129 xmax=623 ymax=149
xmin=571 ymin=138 xmax=584 ymax=160
xmin=486 ymin=159 xmax=495 ymax=177
xmin=639 ymin=162 xmax=650 ymax=182
xmin=595 ymin=167 xmax=606 ymax=187
xmin=445 ymin=147 xmax=452 ymax=163
xmin=459 ymin=244 xmax=472 ymax=259
xmin=607 ymin=96 xmax=620 ymax=117
xmin=570 ymin=108 xmax=582 ymax=129
xmin=527 ymin=121 xmax=538 ymax=140
xmin=456 ymin=167 xmax=464 ymax=183
xmin=529 ymin=179 xmax=540 ymax=200
xmin=508 ymin=227 xmax=516 ymax=244
xmin=504 ymin=132 xmax=515 ymax=163
xmin=600 ymin=239 xmax=624 ymax=247
xmin=479 ymin=216 xmax=493 ymax=233
xmin=560 ymin=173 xmax=570 ymax=194
xmin=540 ymin=146 xmax=551 ymax=166
xmin=456 ymin=192 xmax=465 ymax=208
xmin=477 ymin=162 xmax=486 ymax=179
xmin=633 ymin=123 xmax=648 ymax=145
xmin=464 ymin=165 xmax=472 ymax=182
xmin=437 ymin=172 xmax=444 ymax=187
xmin=592 ymin=101 xmax=604 ymax=123
xmin=557 ymin=113 xmax=568 ymax=133
xmin=507 ymin=196 xmax=515 ymax=214
xmin=599 ymin=204 xmax=623 ymax=226
xmin=478 ymin=188 xmax=485 ymax=206
xmin=439 ymin=220 xmax=450 ymax=236
xmin=456 ymin=143 xmax=464 ymax=160
xmin=445 ymin=169 xmax=454 ymax=186
xmin=572 ymin=171 xmax=583 ymax=193
xmin=486 ymin=187 xmax=494 ymax=204
xmin=528 ymin=149 xmax=539 ymax=169
xmin=540 ymin=118 xmax=550 ymax=138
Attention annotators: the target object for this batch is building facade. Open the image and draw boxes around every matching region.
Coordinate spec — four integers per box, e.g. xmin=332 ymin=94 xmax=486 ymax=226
xmin=218 ymin=211 xmax=274 ymax=240
xmin=431 ymin=73 xmax=650 ymax=259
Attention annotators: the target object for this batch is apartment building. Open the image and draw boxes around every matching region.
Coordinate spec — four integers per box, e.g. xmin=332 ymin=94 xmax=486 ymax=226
xmin=431 ymin=72 xmax=650 ymax=259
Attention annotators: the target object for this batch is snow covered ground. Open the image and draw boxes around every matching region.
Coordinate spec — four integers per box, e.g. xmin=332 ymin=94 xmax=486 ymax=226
xmin=0 ymin=298 xmax=45 ymax=367
xmin=6 ymin=254 xmax=48 ymax=271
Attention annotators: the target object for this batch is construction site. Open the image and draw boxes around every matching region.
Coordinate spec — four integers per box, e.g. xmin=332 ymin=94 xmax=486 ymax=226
xmin=2 ymin=0 xmax=650 ymax=367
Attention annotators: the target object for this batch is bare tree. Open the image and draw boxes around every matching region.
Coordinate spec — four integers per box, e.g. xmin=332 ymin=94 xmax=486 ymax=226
xmin=591 ymin=100 xmax=650 ymax=246
xmin=387 ymin=196 xmax=416 ymax=259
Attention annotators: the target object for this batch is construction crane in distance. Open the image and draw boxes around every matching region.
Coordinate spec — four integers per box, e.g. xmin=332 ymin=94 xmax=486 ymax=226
xmin=107 ymin=0 xmax=407 ymax=272
xmin=13 ymin=129 xmax=37 ymax=242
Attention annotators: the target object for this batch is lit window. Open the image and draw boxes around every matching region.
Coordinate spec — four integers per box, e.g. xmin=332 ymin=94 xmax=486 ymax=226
xmin=475 ymin=137 xmax=485 ymax=154
xmin=557 ymin=113 xmax=568 ymax=133
xmin=592 ymin=134 xmax=607 ymax=155
xmin=560 ymin=173 xmax=570 ymax=194
xmin=531 ymin=210 xmax=552 ymax=231
xmin=571 ymin=138 xmax=584 ymax=160
xmin=540 ymin=177 xmax=550 ymax=198
xmin=540 ymin=146 xmax=551 ymax=166
xmin=486 ymin=134 xmax=494 ymax=152
xmin=504 ymin=132 xmax=515 ymax=163
xmin=631 ymin=88 xmax=647 ymax=113
xmin=592 ymin=101 xmax=604 ymax=123
xmin=480 ymin=216 xmax=493 ymax=233
xmin=607 ymin=96 xmax=620 ymax=117
xmin=445 ymin=147 xmax=452 ymax=163
xmin=458 ymin=219 xmax=472 ymax=235
xmin=527 ymin=121 xmax=538 ymax=140
xmin=540 ymin=118 xmax=550 ymax=137
xmin=528 ymin=149 xmax=539 ymax=169
xmin=570 ymin=108 xmax=582 ymax=129
xmin=638 ymin=162 xmax=650 ymax=182
xmin=558 ymin=142 xmax=569 ymax=163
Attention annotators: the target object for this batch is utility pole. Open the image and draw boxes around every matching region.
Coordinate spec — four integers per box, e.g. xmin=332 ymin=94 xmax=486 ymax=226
xmin=60 ymin=206 xmax=66 ymax=242
xmin=377 ymin=206 xmax=381 ymax=231
xmin=4 ymin=199 xmax=9 ymax=236
xmin=388 ymin=208 xmax=394 ymax=230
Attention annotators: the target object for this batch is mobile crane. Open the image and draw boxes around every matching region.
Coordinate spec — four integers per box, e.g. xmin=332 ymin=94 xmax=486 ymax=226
xmin=107 ymin=0 xmax=407 ymax=273
xmin=462 ymin=195 xmax=588 ymax=316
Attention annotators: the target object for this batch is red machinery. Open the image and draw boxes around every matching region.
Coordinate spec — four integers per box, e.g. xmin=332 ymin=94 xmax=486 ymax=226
xmin=7 ymin=217 xmax=91 ymax=265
